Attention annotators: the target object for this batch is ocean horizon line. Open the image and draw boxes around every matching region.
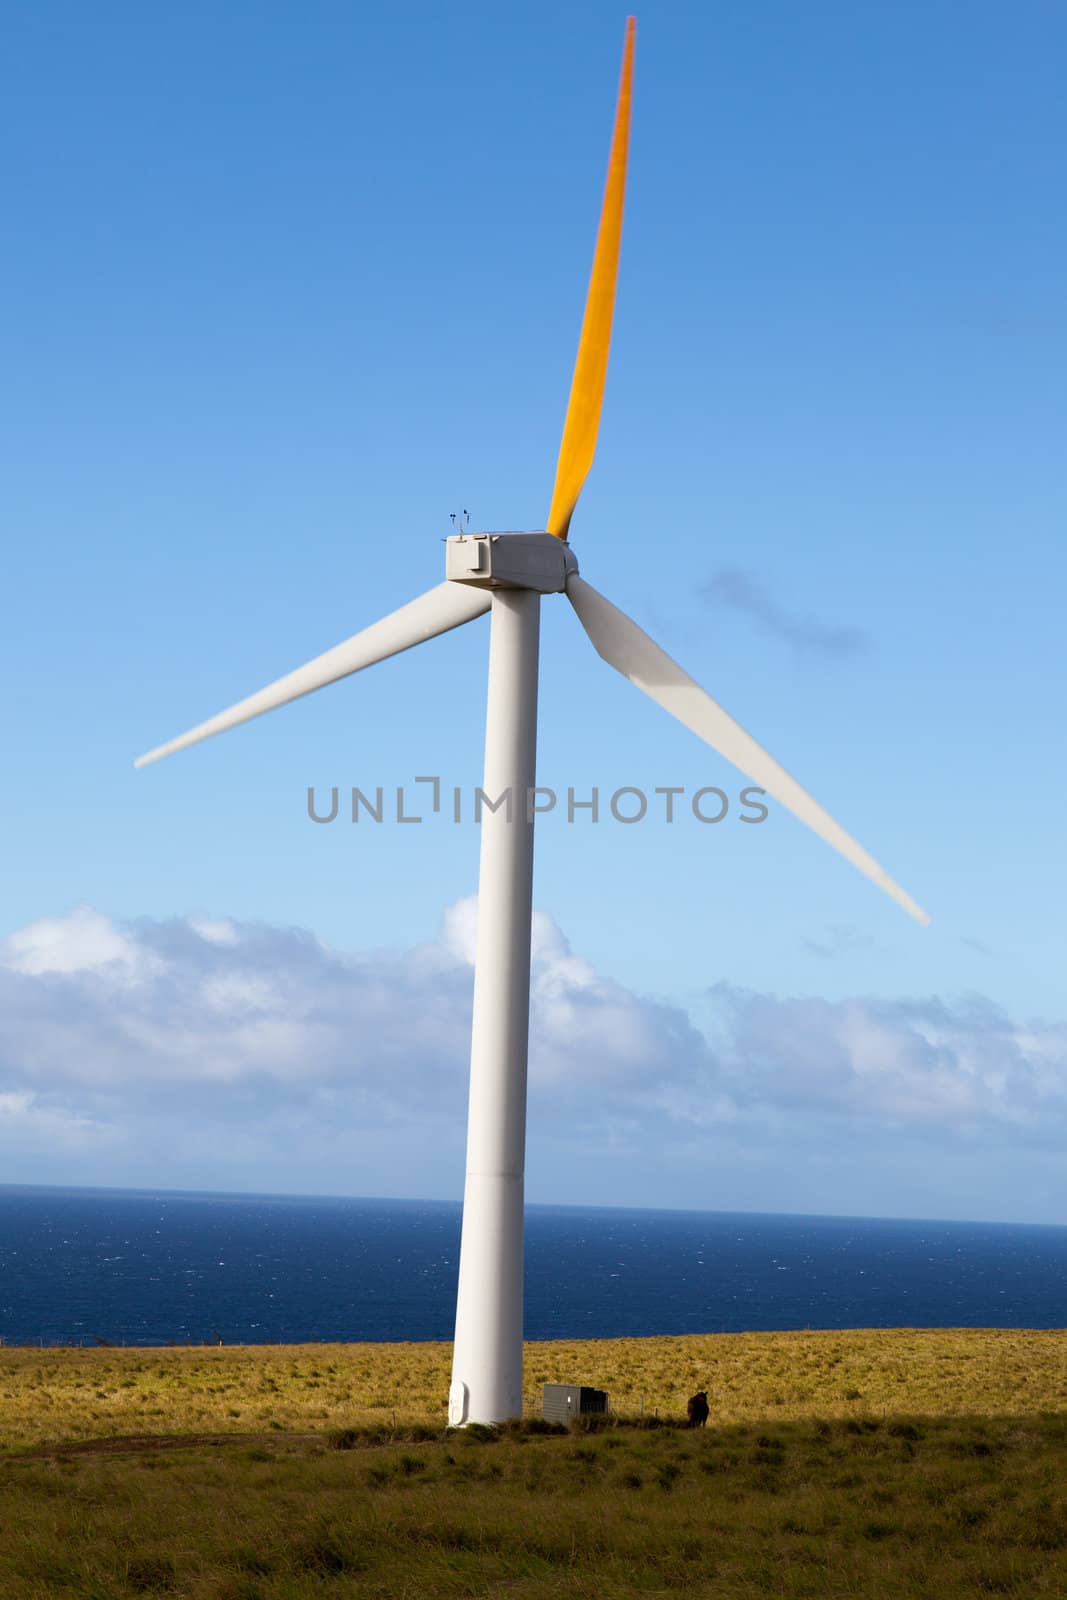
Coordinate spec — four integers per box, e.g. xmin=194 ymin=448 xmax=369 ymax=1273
xmin=1 ymin=1182 xmax=1062 ymax=1235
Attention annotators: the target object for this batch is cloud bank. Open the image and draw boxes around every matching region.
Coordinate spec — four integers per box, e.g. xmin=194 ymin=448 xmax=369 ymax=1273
xmin=1 ymin=905 xmax=1063 ymax=1217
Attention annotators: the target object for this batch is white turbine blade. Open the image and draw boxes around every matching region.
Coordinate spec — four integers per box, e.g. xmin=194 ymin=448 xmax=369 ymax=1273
xmin=135 ymin=581 xmax=490 ymax=768
xmin=567 ymin=574 xmax=929 ymax=925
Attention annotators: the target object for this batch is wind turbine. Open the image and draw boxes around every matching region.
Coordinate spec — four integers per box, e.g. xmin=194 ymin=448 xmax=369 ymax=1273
xmin=136 ymin=17 xmax=928 ymax=1427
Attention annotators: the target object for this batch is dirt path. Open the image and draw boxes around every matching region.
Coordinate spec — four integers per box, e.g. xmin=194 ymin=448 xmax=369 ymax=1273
xmin=5 ymin=1430 xmax=320 ymax=1460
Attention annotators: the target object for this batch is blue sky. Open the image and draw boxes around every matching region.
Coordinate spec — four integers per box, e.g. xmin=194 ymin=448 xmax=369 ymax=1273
xmin=2 ymin=2 xmax=1065 ymax=1223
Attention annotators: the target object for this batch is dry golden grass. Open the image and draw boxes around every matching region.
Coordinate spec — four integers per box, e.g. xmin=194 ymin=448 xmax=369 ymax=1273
xmin=2 ymin=1412 xmax=1066 ymax=1598
xmin=0 ymin=1327 xmax=1064 ymax=1449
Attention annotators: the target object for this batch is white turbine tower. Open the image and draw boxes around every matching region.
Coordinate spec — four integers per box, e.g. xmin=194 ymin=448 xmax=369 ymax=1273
xmin=136 ymin=18 xmax=928 ymax=1427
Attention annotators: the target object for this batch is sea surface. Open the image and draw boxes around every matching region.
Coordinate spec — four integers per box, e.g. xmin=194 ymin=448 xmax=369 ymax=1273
xmin=0 ymin=1186 xmax=1064 ymax=1346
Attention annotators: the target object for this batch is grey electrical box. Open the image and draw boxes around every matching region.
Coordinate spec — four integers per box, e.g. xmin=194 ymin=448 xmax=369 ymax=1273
xmin=542 ymin=1384 xmax=608 ymax=1424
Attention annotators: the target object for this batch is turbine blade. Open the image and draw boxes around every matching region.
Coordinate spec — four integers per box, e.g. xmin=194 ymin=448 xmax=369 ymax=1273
xmin=567 ymin=576 xmax=929 ymax=925
xmin=545 ymin=17 xmax=635 ymax=541
xmin=135 ymin=581 xmax=490 ymax=768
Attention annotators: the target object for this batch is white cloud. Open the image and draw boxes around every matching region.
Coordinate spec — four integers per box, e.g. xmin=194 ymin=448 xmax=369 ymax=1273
xmin=0 ymin=905 xmax=157 ymax=980
xmin=0 ymin=903 xmax=1065 ymax=1206
xmin=444 ymin=896 xmax=706 ymax=1090
xmin=0 ymin=1089 xmax=115 ymax=1149
xmin=188 ymin=916 xmax=240 ymax=947
xmin=441 ymin=898 xmax=478 ymax=965
xmin=711 ymin=987 xmax=1066 ymax=1130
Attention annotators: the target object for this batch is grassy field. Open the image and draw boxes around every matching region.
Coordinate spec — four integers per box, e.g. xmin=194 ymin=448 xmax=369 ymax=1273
xmin=0 ymin=1327 xmax=1064 ymax=1448
xmin=1 ymin=1331 xmax=1064 ymax=1598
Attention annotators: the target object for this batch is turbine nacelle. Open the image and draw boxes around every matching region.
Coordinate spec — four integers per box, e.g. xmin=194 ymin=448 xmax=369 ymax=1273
xmin=445 ymin=531 xmax=579 ymax=594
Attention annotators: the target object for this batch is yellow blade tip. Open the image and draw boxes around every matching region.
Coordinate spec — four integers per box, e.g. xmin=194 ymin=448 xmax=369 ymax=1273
xmin=546 ymin=17 xmax=636 ymax=541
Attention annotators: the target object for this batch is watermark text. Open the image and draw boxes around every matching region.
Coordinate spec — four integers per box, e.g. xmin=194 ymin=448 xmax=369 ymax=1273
xmin=306 ymin=779 xmax=769 ymax=827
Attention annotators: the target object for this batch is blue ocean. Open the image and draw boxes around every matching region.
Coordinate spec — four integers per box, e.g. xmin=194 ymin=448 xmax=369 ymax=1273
xmin=0 ymin=1186 xmax=1064 ymax=1346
